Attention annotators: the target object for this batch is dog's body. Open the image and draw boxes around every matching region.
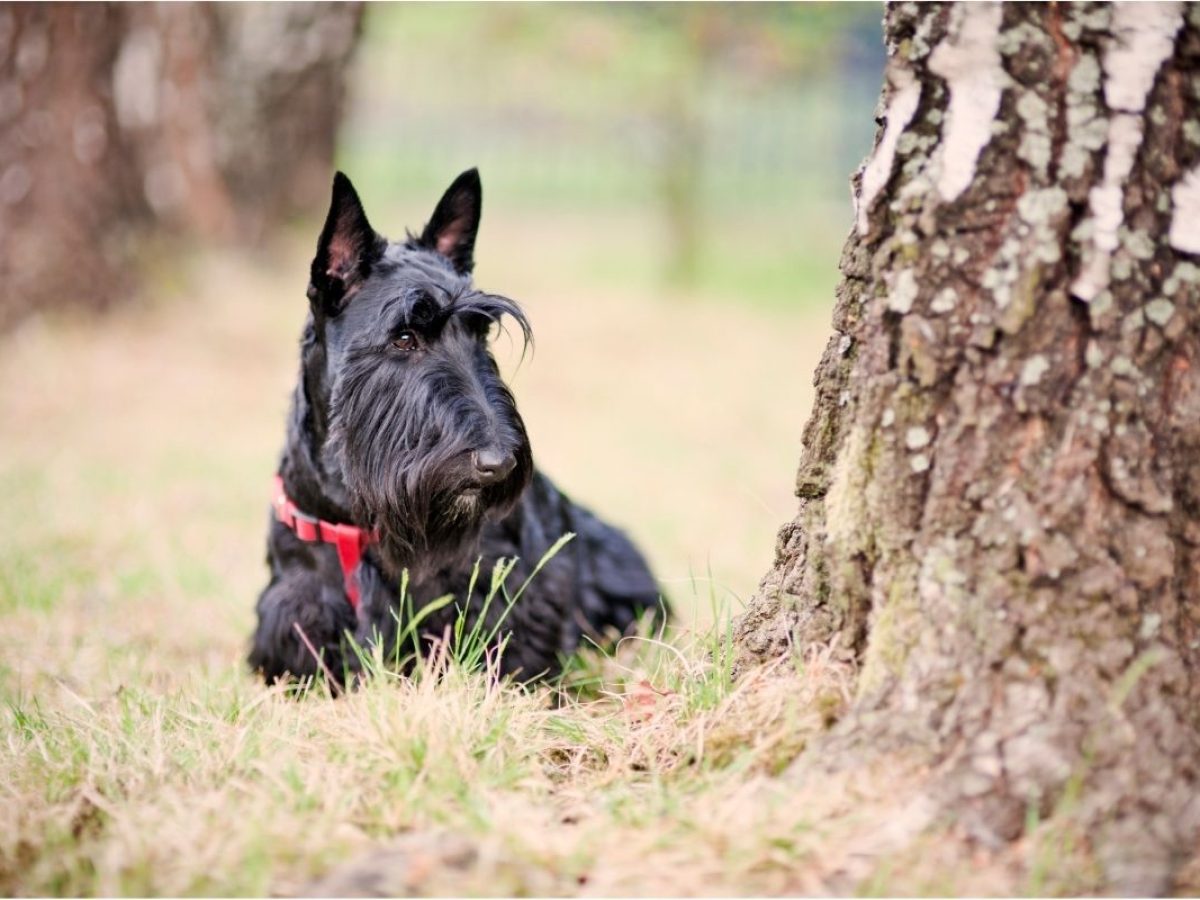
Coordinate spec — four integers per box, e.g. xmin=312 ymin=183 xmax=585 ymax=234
xmin=249 ymin=170 xmax=662 ymax=683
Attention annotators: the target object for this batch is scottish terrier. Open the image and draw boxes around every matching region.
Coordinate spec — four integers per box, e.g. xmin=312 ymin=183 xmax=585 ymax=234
xmin=249 ymin=169 xmax=664 ymax=684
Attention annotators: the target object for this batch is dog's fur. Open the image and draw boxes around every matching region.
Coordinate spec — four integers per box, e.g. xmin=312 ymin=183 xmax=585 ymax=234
xmin=249 ymin=169 xmax=663 ymax=683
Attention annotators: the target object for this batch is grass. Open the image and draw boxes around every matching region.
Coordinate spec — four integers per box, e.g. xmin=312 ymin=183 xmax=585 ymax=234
xmin=1 ymin=613 xmax=852 ymax=896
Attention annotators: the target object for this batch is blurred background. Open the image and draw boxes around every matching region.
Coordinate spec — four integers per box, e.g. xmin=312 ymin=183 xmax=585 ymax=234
xmin=0 ymin=3 xmax=884 ymax=666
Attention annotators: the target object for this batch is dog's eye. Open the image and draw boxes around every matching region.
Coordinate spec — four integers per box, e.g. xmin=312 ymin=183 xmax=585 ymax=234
xmin=392 ymin=331 xmax=420 ymax=352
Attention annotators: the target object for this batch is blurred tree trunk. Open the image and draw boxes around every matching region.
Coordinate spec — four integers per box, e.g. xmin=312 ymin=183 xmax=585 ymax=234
xmin=0 ymin=2 xmax=363 ymax=330
xmin=659 ymin=7 xmax=723 ymax=289
xmin=659 ymin=78 xmax=703 ymax=288
xmin=735 ymin=2 xmax=1200 ymax=892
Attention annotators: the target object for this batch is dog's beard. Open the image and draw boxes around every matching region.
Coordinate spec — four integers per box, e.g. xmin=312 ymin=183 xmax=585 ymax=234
xmin=449 ymin=489 xmax=484 ymax=521
xmin=328 ymin=395 xmax=531 ymax=580
xmin=369 ymin=480 xmax=506 ymax=579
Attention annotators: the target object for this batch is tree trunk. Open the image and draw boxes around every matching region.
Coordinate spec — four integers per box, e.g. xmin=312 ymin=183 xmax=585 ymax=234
xmin=735 ymin=3 xmax=1200 ymax=892
xmin=0 ymin=2 xmax=363 ymax=330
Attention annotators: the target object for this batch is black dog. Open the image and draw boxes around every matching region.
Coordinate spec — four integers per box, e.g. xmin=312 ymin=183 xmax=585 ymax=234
xmin=249 ymin=169 xmax=663 ymax=684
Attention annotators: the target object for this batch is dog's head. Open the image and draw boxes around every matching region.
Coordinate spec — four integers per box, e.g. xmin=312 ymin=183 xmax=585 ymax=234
xmin=304 ymin=169 xmax=533 ymax=576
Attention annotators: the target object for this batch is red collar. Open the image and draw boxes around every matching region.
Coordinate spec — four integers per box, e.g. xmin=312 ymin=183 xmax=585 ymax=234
xmin=271 ymin=475 xmax=375 ymax=611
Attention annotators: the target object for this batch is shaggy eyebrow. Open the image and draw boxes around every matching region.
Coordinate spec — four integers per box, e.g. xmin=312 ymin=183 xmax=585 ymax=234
xmin=443 ymin=291 xmax=533 ymax=349
xmin=380 ymin=287 xmax=448 ymax=330
xmin=377 ymin=288 xmax=532 ymax=353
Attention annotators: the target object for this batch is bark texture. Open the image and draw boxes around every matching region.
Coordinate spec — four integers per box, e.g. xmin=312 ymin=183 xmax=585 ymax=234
xmin=0 ymin=2 xmax=363 ymax=329
xmin=735 ymin=3 xmax=1200 ymax=891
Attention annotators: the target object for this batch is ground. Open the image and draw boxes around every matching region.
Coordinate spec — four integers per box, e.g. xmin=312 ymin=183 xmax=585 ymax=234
xmin=0 ymin=206 xmax=1084 ymax=895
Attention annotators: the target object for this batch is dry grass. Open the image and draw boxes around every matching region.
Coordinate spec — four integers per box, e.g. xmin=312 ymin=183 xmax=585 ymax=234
xmin=0 ymin=212 xmax=1071 ymax=895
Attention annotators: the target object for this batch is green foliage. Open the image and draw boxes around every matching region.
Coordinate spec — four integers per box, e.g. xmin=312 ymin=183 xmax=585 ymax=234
xmin=336 ymin=2 xmax=882 ymax=306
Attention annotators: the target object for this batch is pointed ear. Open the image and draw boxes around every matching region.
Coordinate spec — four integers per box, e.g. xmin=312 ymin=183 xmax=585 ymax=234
xmin=417 ymin=168 xmax=482 ymax=275
xmin=308 ymin=172 xmax=384 ymax=315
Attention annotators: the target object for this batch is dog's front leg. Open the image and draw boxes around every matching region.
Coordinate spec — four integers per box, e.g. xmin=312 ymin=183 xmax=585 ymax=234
xmin=249 ymin=569 xmax=359 ymax=686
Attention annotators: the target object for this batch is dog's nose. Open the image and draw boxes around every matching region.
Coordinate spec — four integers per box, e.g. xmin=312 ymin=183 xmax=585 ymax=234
xmin=472 ymin=448 xmax=516 ymax=486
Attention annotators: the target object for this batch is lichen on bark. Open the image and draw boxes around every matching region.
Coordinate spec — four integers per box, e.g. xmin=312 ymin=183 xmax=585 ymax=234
xmin=735 ymin=2 xmax=1200 ymax=891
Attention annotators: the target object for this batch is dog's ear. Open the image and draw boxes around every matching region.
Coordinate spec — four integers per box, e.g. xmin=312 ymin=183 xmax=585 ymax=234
xmin=416 ymin=168 xmax=482 ymax=275
xmin=308 ymin=172 xmax=384 ymax=315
